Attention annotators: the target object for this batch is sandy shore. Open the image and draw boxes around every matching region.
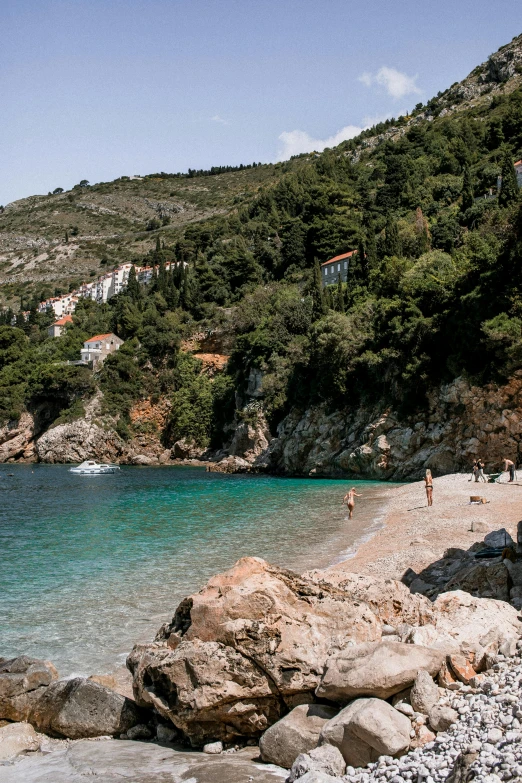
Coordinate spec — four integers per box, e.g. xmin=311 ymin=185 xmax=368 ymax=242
xmin=324 ymin=472 xmax=522 ymax=582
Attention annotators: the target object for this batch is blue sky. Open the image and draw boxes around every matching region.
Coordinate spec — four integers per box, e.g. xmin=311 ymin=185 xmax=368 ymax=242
xmin=1 ymin=0 xmax=521 ymax=205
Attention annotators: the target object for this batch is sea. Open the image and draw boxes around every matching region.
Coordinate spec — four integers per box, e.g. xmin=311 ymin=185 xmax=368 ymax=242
xmin=0 ymin=465 xmax=394 ymax=676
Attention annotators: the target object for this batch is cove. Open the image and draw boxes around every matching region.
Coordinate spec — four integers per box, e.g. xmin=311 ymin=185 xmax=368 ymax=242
xmin=0 ymin=464 xmax=392 ymax=675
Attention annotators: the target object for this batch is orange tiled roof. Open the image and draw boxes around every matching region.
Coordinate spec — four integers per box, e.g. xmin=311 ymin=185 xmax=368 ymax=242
xmin=53 ymin=315 xmax=73 ymax=326
xmin=85 ymin=333 xmax=114 ymax=343
xmin=321 ymin=250 xmax=356 ymax=267
xmin=514 ymin=160 xmax=522 ymax=167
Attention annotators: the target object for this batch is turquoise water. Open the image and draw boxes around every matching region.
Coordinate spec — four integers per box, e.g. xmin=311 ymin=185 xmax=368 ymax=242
xmin=0 ymin=465 xmax=390 ymax=676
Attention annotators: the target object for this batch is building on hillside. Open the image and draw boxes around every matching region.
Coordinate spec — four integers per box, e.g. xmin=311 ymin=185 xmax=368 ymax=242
xmin=48 ymin=314 xmax=73 ymax=338
xmin=38 ymin=294 xmax=78 ymax=318
xmin=80 ymin=333 xmax=124 ymax=367
xmin=321 ymin=251 xmax=355 ymax=286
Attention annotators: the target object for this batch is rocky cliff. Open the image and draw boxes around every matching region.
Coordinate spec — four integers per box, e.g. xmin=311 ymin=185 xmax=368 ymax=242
xmin=253 ymin=373 xmax=522 ymax=480
xmin=2 ymin=373 xmax=522 ymax=476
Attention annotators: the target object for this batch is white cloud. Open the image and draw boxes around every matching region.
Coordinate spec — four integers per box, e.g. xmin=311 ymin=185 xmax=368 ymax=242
xmin=359 ymin=66 xmax=421 ymax=99
xmin=277 ymin=124 xmax=364 ymax=161
xmin=210 ymin=114 xmax=229 ymax=125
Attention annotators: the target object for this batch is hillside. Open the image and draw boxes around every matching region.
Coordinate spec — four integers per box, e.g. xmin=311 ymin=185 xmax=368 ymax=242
xmin=2 ymin=33 xmax=522 ymax=474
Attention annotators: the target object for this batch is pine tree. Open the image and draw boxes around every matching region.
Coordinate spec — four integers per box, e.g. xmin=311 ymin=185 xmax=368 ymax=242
xmin=336 ymin=273 xmax=345 ymax=312
xmin=158 ymin=258 xmax=167 ymax=293
xmin=499 ymin=147 xmax=519 ymax=207
xmin=384 ymin=216 xmax=401 ymax=257
xmin=461 ymin=166 xmax=474 ymax=212
xmin=126 ymin=264 xmax=141 ymax=302
xmin=312 ymin=260 xmax=326 ymax=320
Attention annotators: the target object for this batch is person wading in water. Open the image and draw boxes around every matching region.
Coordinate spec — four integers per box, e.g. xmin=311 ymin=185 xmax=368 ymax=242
xmin=425 ymin=469 xmax=433 ymax=507
xmin=344 ymin=488 xmax=362 ymax=519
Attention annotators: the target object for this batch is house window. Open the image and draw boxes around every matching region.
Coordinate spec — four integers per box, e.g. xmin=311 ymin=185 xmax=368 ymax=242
xmin=344 ymin=261 xmax=348 ymax=269
xmin=324 ymin=268 xmax=327 ymax=275
xmin=337 ymin=264 xmax=340 ymax=272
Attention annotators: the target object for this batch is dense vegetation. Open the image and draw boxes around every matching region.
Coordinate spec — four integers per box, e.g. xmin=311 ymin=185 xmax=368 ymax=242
xmin=3 ymin=62 xmax=522 ymax=449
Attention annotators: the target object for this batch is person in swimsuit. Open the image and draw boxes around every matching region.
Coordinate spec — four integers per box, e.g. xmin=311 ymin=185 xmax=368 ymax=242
xmin=344 ymin=487 xmax=362 ymax=519
xmin=503 ymin=458 xmax=515 ymax=482
xmin=477 ymin=458 xmax=486 ymax=482
xmin=425 ymin=469 xmax=433 ymax=507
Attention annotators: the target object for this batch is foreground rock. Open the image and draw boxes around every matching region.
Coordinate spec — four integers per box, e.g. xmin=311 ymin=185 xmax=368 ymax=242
xmin=0 ymin=722 xmax=40 ymax=761
xmin=129 ymin=557 xmax=381 ymax=743
xmin=0 ymin=657 xmax=58 ymax=722
xmin=259 ymin=704 xmax=337 ymax=768
xmin=288 ymin=745 xmax=346 ymax=782
xmin=316 ymin=642 xmax=444 ymax=702
xmin=28 ymin=678 xmax=142 ymax=739
xmin=0 ymin=740 xmax=287 ymax=783
xmin=320 ymin=698 xmax=412 ymax=766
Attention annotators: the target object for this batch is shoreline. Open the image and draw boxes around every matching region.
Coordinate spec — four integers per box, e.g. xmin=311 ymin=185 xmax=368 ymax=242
xmin=321 ymin=472 xmax=522 ymax=583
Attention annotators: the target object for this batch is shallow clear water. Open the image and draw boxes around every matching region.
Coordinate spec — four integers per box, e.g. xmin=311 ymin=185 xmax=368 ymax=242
xmin=0 ymin=465 xmax=392 ymax=676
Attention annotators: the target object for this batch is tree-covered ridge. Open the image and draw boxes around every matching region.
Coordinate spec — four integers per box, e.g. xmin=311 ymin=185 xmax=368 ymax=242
xmin=3 ymin=38 xmax=522 ymax=450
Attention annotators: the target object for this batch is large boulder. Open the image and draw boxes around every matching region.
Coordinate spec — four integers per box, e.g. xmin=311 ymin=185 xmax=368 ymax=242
xmin=0 ymin=722 xmax=40 ymax=760
xmin=0 ymin=656 xmax=58 ymax=722
xmin=129 ymin=557 xmax=381 ymax=743
xmin=128 ymin=639 xmax=282 ymax=745
xmin=316 ymin=642 xmax=444 ymax=702
xmin=259 ymin=703 xmax=337 ymax=769
xmin=288 ymin=745 xmax=346 ymax=782
xmin=28 ymin=677 xmax=142 ymax=739
xmin=320 ymin=698 xmax=411 ymax=767
xmin=430 ymin=591 xmax=522 ymax=654
xmin=443 ymin=562 xmax=510 ymax=602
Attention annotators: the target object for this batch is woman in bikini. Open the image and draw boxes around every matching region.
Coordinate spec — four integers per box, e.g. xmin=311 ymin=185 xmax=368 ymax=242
xmin=344 ymin=487 xmax=362 ymax=519
xmin=425 ymin=469 xmax=433 ymax=507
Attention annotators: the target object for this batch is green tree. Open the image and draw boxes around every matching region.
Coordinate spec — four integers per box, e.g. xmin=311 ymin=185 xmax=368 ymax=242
xmin=461 ymin=166 xmax=474 ymax=212
xmin=384 ymin=217 xmax=401 ymax=258
xmin=312 ymin=260 xmax=327 ymax=320
xmin=336 ymin=274 xmax=345 ymax=312
xmin=499 ymin=147 xmax=519 ymax=207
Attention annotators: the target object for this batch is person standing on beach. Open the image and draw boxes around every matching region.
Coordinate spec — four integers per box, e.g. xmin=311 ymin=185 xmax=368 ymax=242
xmin=344 ymin=488 xmax=362 ymax=519
xmin=502 ymin=457 xmax=513 ymax=482
xmin=472 ymin=460 xmax=479 ymax=482
xmin=425 ymin=469 xmax=433 ymax=507
xmin=477 ymin=458 xmax=486 ymax=482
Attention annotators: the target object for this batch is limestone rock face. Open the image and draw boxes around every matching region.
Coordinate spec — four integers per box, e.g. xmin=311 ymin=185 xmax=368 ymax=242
xmin=259 ymin=703 xmax=337 ymax=769
xmin=316 ymin=642 xmax=444 ymax=702
xmin=0 ymin=721 xmax=41 ymax=760
xmin=0 ymin=413 xmax=36 ymax=463
xmin=36 ymin=418 xmax=125 ymax=464
xmin=129 ymin=557 xmax=381 ymax=744
xmin=0 ymin=656 xmax=58 ymax=722
xmin=28 ymin=677 xmax=141 ymax=739
xmin=251 ymin=374 xmax=522 ymax=479
xmin=320 ymin=698 xmax=411 ymax=767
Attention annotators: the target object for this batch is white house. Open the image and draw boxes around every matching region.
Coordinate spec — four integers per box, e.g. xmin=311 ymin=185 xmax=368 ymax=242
xmin=80 ymin=333 xmax=124 ymax=367
xmin=48 ymin=314 xmax=73 ymax=338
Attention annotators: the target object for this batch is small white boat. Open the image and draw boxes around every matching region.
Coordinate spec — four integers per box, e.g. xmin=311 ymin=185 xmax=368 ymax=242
xmin=69 ymin=460 xmax=120 ymax=475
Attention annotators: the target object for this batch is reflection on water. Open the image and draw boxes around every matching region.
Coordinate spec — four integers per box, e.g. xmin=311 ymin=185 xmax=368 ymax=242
xmin=0 ymin=465 xmax=392 ymax=675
